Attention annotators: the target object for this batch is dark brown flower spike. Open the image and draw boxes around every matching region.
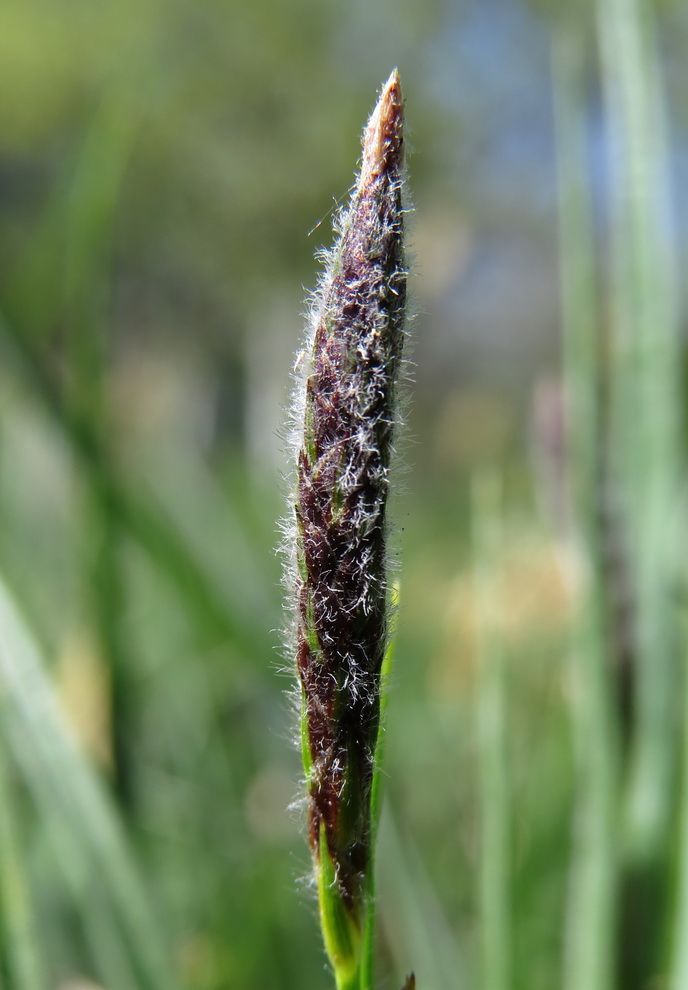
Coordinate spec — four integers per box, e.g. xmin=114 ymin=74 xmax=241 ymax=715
xmin=286 ymin=70 xmax=407 ymax=988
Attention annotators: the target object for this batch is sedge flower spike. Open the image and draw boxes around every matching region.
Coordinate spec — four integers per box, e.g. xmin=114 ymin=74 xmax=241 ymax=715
xmin=286 ymin=71 xmax=407 ymax=988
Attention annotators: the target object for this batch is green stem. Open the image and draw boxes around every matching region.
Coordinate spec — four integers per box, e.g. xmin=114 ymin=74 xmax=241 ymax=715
xmin=336 ymin=970 xmax=361 ymax=990
xmin=317 ymin=825 xmax=363 ymax=990
xmin=360 ymin=627 xmax=397 ymax=990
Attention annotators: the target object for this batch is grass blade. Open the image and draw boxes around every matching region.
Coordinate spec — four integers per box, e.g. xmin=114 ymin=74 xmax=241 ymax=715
xmin=0 ymin=749 xmax=44 ymax=990
xmin=0 ymin=578 xmax=180 ymax=990
xmin=471 ymin=471 xmax=511 ymax=990
xmin=552 ymin=21 xmax=620 ymax=990
xmin=596 ymin=0 xmax=681 ymax=981
xmin=597 ymin=0 xmax=681 ymax=862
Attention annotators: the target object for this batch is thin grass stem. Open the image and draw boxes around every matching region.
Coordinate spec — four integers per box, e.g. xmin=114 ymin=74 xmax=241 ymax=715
xmin=597 ymin=0 xmax=680 ymax=865
xmin=360 ymin=623 xmax=397 ymax=990
xmin=596 ymin=0 xmax=682 ymax=981
xmin=552 ymin=22 xmax=620 ymax=990
xmin=472 ymin=470 xmax=511 ymax=990
xmin=0 ymin=749 xmax=44 ymax=990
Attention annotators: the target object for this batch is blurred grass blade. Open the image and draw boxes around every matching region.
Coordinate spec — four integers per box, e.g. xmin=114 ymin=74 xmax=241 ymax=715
xmin=377 ymin=809 xmax=464 ymax=990
xmin=552 ymin=22 xmax=619 ymax=990
xmin=0 ymin=308 xmax=266 ymax=655
xmin=597 ymin=0 xmax=682 ymax=981
xmin=8 ymin=731 xmax=144 ymax=990
xmin=0 ymin=578 xmax=180 ymax=990
xmin=142 ymin=455 xmax=276 ymax=625
xmin=471 ymin=471 xmax=511 ymax=990
xmin=597 ymin=0 xmax=681 ymax=862
xmin=0 ymin=749 xmax=44 ymax=990
xmin=670 ymin=611 xmax=688 ymax=988
xmin=59 ymin=98 xmax=140 ymax=803
xmin=5 ymin=89 xmax=137 ymax=370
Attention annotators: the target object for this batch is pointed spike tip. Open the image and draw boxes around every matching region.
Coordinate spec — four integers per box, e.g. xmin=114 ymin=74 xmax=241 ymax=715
xmin=360 ymin=69 xmax=404 ymax=187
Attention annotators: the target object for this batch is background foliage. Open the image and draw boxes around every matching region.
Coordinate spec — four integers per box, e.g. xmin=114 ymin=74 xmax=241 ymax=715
xmin=1 ymin=1 xmax=688 ymax=988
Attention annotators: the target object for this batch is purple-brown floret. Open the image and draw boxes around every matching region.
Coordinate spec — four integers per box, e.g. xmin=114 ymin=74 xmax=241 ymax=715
xmin=292 ymin=71 xmax=406 ymax=913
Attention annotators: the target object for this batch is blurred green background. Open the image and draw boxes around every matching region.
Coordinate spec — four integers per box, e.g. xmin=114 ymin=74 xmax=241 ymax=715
xmin=1 ymin=0 xmax=688 ymax=988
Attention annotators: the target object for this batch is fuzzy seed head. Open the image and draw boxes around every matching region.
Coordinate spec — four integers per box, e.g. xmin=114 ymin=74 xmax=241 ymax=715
xmin=286 ymin=69 xmax=407 ymax=933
